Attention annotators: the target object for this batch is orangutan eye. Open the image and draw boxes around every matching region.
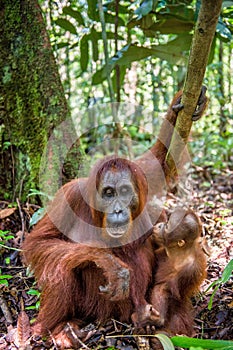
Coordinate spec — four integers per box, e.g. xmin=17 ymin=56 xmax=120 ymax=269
xmin=102 ymin=187 xmax=115 ymax=198
xmin=120 ymin=185 xmax=132 ymax=196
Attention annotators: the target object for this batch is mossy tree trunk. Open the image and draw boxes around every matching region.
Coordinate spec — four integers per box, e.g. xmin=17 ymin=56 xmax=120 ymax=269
xmin=0 ymin=0 xmax=70 ymax=201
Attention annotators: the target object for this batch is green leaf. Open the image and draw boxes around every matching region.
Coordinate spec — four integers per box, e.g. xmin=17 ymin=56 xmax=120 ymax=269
xmin=208 ymin=36 xmax=217 ymax=64
xmin=0 ymin=230 xmax=10 ymax=236
xmin=158 ymin=4 xmax=194 ymax=21
xmin=144 ymin=17 xmax=194 ymax=35
xmin=87 ymin=0 xmax=98 ymax=20
xmin=63 ymin=6 xmax=85 ymax=26
xmin=92 ymin=36 xmax=191 ymax=85
xmin=30 ymin=208 xmax=45 ymax=226
xmin=0 ymin=274 xmax=12 ymax=279
xmin=111 ymin=43 xmax=154 ymax=64
xmin=207 ymin=259 xmax=233 ymax=309
xmin=114 ymin=36 xmax=191 ymax=64
xmin=0 ymin=231 xmax=13 ymax=240
xmin=55 ymin=42 xmax=70 ymax=49
xmin=79 ymin=31 xmax=124 ymax=43
xmin=92 ymin=65 xmax=110 ymax=85
xmin=155 ymin=334 xmax=175 ymax=350
xmin=219 ymin=259 xmax=233 ymax=284
xmin=171 ymin=336 xmax=233 ymax=349
xmin=102 ymin=12 xmax=125 ymax=26
xmin=222 ymin=1 xmax=233 ymax=8
xmin=27 ymin=289 xmax=40 ymax=296
xmin=130 ymin=4 xmax=194 ymax=35
xmin=5 ymin=257 xmax=11 ymax=265
xmin=2 ymin=235 xmax=14 ymax=240
xmin=25 ymin=303 xmax=40 ymax=310
xmin=208 ymin=285 xmax=219 ymax=310
xmin=91 ymin=28 xmax=99 ymax=62
xmin=135 ymin=0 xmax=154 ymax=20
xmin=28 ymin=189 xmax=52 ymax=199
xmin=3 ymin=141 xmax=11 ymax=150
xmin=216 ymin=18 xmax=232 ymax=42
xmin=55 ymin=18 xmax=77 ymax=35
xmin=80 ymin=35 xmax=89 ymax=72
xmin=0 ymin=279 xmax=9 ymax=286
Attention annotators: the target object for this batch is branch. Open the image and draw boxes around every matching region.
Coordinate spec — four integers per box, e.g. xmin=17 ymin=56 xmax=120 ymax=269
xmin=166 ymin=0 xmax=223 ymax=175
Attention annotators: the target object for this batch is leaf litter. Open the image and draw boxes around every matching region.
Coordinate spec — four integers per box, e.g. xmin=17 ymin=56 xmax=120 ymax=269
xmin=0 ymin=167 xmax=232 ymax=349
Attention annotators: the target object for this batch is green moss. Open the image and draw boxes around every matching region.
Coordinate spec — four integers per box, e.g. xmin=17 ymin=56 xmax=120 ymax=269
xmin=0 ymin=0 xmax=70 ymax=200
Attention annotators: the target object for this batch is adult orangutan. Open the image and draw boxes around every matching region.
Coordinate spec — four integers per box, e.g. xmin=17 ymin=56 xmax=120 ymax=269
xmin=23 ymin=157 xmax=160 ymax=348
xmin=22 ymin=89 xmax=208 ymax=348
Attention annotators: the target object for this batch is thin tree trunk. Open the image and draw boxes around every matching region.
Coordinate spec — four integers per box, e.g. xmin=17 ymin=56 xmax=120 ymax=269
xmin=166 ymin=0 xmax=223 ymax=177
xmin=218 ymin=40 xmax=227 ymax=136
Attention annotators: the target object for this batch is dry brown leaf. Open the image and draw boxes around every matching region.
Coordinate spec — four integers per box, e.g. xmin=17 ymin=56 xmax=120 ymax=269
xmin=16 ymin=310 xmax=31 ymax=348
xmin=0 ymin=207 xmax=16 ymax=219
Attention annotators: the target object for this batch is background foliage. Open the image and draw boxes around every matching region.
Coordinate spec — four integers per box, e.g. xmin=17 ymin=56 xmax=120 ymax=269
xmin=44 ymin=0 xmax=233 ymax=171
xmin=0 ymin=0 xmax=233 ymax=198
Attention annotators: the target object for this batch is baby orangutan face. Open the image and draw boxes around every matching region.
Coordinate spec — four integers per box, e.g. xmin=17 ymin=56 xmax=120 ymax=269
xmin=153 ymin=208 xmax=203 ymax=266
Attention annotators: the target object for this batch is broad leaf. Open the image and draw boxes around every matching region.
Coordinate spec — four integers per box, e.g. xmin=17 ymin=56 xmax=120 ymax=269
xmin=158 ymin=4 xmax=194 ymax=20
xmin=55 ymin=42 xmax=70 ymax=49
xmin=135 ymin=0 xmax=154 ymax=20
xmin=216 ymin=18 xmax=232 ymax=41
xmin=87 ymin=0 xmax=98 ymax=21
xmin=171 ymin=336 xmax=233 ymax=349
xmin=80 ymin=35 xmax=89 ymax=72
xmin=63 ymin=6 xmax=85 ymax=26
xmin=30 ymin=208 xmax=45 ymax=226
xmin=55 ymin=18 xmax=77 ymax=35
xmin=220 ymin=259 xmax=233 ymax=283
xmin=91 ymin=27 xmax=99 ymax=62
xmin=92 ymin=37 xmax=191 ymax=85
xmin=92 ymin=65 xmax=111 ymax=85
xmin=144 ymin=17 xmax=194 ymax=35
xmin=155 ymin=334 xmax=175 ymax=350
xmin=104 ymin=12 xmax=125 ymax=26
xmin=130 ymin=4 xmax=195 ymax=35
xmin=222 ymin=0 xmax=233 ymax=7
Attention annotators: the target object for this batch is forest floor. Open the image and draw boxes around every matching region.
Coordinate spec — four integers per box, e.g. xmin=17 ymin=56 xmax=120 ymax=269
xmin=0 ymin=166 xmax=232 ymax=350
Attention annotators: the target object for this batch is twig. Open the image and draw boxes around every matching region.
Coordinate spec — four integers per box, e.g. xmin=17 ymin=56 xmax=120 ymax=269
xmin=0 ymin=244 xmax=22 ymax=251
xmin=67 ymin=322 xmax=90 ymax=349
xmin=16 ymin=198 xmax=25 ymax=242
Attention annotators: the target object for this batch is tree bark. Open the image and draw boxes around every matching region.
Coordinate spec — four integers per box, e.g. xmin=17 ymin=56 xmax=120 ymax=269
xmin=0 ymin=0 xmax=70 ymax=200
xmin=166 ymin=0 xmax=223 ymax=176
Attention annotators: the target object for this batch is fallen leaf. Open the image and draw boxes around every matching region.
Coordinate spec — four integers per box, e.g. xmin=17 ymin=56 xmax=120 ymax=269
xmin=0 ymin=208 xmax=16 ymax=219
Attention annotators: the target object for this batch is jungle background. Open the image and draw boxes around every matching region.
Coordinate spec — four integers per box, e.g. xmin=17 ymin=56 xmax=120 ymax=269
xmin=0 ymin=0 xmax=232 ymax=349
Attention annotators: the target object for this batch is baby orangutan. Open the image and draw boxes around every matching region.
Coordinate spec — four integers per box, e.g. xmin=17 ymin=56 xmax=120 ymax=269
xmin=133 ymin=208 xmax=207 ymax=335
